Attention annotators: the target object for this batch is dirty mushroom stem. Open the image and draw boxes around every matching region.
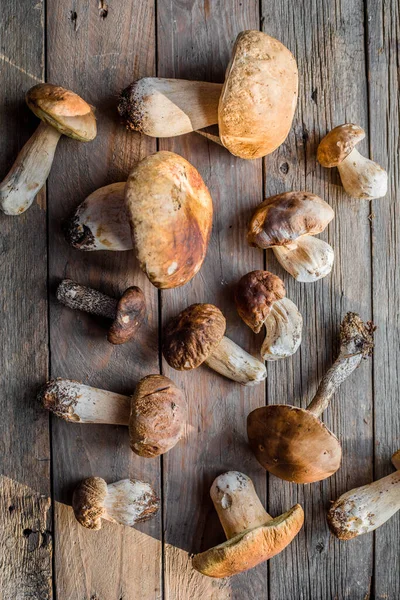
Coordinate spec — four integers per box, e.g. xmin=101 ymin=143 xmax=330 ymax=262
xmin=204 ymin=336 xmax=267 ymax=386
xmin=57 ymin=279 xmax=118 ymax=319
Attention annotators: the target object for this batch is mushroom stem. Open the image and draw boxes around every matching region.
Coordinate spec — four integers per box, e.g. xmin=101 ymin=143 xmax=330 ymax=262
xmin=56 ymin=279 xmax=118 ymax=320
xmin=337 ymin=147 xmax=388 ymax=200
xmin=102 ymin=479 xmax=159 ymax=527
xmin=262 ymin=297 xmax=302 ymax=361
xmin=0 ymin=122 xmax=61 ymax=215
xmin=204 ymin=336 xmax=267 ymax=386
xmin=307 ymin=312 xmax=375 ymax=417
xmin=272 ymin=236 xmax=334 ymax=283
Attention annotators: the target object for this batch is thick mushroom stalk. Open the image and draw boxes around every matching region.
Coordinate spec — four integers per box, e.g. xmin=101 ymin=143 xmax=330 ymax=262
xmin=261 ymin=297 xmax=302 ymax=360
xmin=327 ymin=450 xmax=400 ymax=539
xmin=337 ymin=148 xmax=388 ymax=200
xmin=204 ymin=336 xmax=267 ymax=386
xmin=272 ymin=236 xmax=335 ymax=283
xmin=192 ymin=471 xmax=304 ymax=578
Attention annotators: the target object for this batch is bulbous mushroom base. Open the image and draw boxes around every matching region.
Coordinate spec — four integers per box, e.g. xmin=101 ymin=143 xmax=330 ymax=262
xmin=273 ymin=236 xmax=334 ymax=283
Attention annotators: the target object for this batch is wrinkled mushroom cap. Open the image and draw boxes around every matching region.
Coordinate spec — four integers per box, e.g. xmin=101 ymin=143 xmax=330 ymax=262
xmin=163 ymin=304 xmax=226 ymax=370
xmin=247 ymin=405 xmax=342 ymax=483
xmin=72 ymin=476 xmax=107 ymax=530
xmin=107 ymin=286 xmax=146 ymax=345
xmin=26 ymin=84 xmax=97 ymax=142
xmin=130 ymin=374 xmax=186 ymax=457
xmin=235 ymin=270 xmax=286 ymax=334
xmin=317 ymin=124 xmax=365 ymax=167
xmin=247 ymin=192 xmax=334 ymax=249
xmin=192 ymin=503 xmax=304 ymax=578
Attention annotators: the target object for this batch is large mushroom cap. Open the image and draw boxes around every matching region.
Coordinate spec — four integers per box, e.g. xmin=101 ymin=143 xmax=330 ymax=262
xmin=126 ymin=151 xmax=213 ymax=289
xmin=317 ymin=124 xmax=365 ymax=167
xmin=247 ymin=191 xmax=334 ymax=249
xmin=218 ymin=30 xmax=298 ymax=159
xmin=107 ymin=286 xmax=146 ymax=345
xmin=247 ymin=405 xmax=342 ymax=483
xmin=235 ymin=270 xmax=286 ymax=334
xmin=26 ymin=84 xmax=97 ymax=142
xmin=162 ymin=303 xmax=226 ymax=370
xmin=192 ymin=503 xmax=304 ymax=578
xmin=72 ymin=477 xmax=107 ymax=530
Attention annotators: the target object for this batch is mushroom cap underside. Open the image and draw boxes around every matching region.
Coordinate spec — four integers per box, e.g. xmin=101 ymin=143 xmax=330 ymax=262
xmin=108 ymin=286 xmax=146 ymax=344
xmin=317 ymin=123 xmax=365 ymax=167
xmin=72 ymin=476 xmax=107 ymax=530
xmin=235 ymin=270 xmax=286 ymax=333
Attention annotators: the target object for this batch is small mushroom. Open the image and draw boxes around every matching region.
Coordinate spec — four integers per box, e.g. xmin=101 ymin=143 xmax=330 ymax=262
xmin=39 ymin=375 xmax=186 ymax=457
xmin=235 ymin=270 xmax=302 ymax=360
xmin=56 ymin=279 xmax=146 ymax=345
xmin=72 ymin=476 xmax=159 ymax=530
xmin=317 ymin=124 xmax=388 ymax=200
xmin=192 ymin=471 xmax=304 ymax=577
xmin=327 ymin=450 xmax=400 ymax=539
xmin=162 ymin=303 xmax=267 ymax=385
xmin=0 ymin=84 xmax=96 ymax=215
xmin=247 ymin=312 xmax=375 ymax=483
xmin=247 ymin=192 xmax=335 ymax=282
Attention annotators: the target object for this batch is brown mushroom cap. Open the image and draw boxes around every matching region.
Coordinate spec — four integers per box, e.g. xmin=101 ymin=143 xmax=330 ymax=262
xmin=162 ymin=304 xmax=226 ymax=370
xmin=235 ymin=270 xmax=286 ymax=334
xmin=247 ymin=192 xmax=334 ymax=249
xmin=72 ymin=476 xmax=107 ymax=530
xmin=26 ymin=84 xmax=97 ymax=142
xmin=317 ymin=124 xmax=365 ymax=167
xmin=129 ymin=375 xmax=186 ymax=457
xmin=247 ymin=405 xmax=342 ymax=483
xmin=192 ymin=503 xmax=304 ymax=578
xmin=107 ymin=286 xmax=146 ymax=345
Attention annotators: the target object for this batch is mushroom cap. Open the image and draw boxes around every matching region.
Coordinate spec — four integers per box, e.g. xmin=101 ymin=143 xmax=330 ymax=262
xmin=107 ymin=286 xmax=146 ymax=345
xmin=235 ymin=270 xmax=286 ymax=333
xmin=125 ymin=151 xmax=213 ymax=289
xmin=317 ymin=124 xmax=365 ymax=167
xmin=247 ymin=405 xmax=342 ymax=483
xmin=192 ymin=503 xmax=304 ymax=578
xmin=130 ymin=375 xmax=186 ymax=457
xmin=162 ymin=304 xmax=226 ymax=370
xmin=26 ymin=84 xmax=97 ymax=142
xmin=247 ymin=191 xmax=334 ymax=249
xmin=72 ymin=476 xmax=107 ymax=530
xmin=218 ymin=30 xmax=298 ymax=159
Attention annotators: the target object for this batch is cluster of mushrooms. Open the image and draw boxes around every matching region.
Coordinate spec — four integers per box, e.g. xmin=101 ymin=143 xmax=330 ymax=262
xmin=2 ymin=30 xmax=397 ymax=578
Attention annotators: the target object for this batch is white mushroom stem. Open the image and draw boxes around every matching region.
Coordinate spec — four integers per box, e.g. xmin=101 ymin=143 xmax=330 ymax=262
xmin=39 ymin=378 xmax=130 ymax=424
xmin=0 ymin=122 xmax=61 ymax=215
xmin=204 ymin=336 xmax=267 ymax=385
xmin=273 ymin=236 xmax=334 ymax=282
xmin=103 ymin=479 xmax=159 ymax=527
xmin=261 ymin=297 xmax=303 ymax=361
xmin=338 ymin=147 xmax=388 ymax=200
xmin=211 ymin=472 xmax=272 ymax=539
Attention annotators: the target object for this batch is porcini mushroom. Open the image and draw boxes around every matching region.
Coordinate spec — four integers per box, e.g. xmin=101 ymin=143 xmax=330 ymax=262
xmin=162 ymin=303 xmax=267 ymax=385
xmin=247 ymin=312 xmax=374 ymax=483
xmin=39 ymin=375 xmax=186 ymax=457
xmin=56 ymin=279 xmax=146 ymax=345
xmin=317 ymin=124 xmax=388 ymax=200
xmin=0 ymin=84 xmax=96 ymax=215
xmin=192 ymin=471 xmax=304 ymax=577
xmin=126 ymin=151 xmax=213 ymax=289
xmin=235 ymin=270 xmax=302 ymax=360
xmin=72 ymin=476 xmax=159 ymax=530
xmin=247 ymin=192 xmax=335 ymax=282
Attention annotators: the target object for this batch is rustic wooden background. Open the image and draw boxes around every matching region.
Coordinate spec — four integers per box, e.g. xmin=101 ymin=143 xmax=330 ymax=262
xmin=1 ymin=0 xmax=399 ymax=598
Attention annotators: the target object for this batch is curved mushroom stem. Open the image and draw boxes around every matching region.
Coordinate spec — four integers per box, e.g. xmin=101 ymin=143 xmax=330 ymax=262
xmin=204 ymin=336 xmax=267 ymax=385
xmin=272 ymin=236 xmax=334 ymax=282
xmin=57 ymin=279 xmax=118 ymax=319
xmin=0 ymin=122 xmax=61 ymax=215
xmin=103 ymin=479 xmax=159 ymax=527
xmin=262 ymin=297 xmax=303 ymax=360
xmin=307 ymin=312 xmax=375 ymax=417
xmin=338 ymin=147 xmax=388 ymax=200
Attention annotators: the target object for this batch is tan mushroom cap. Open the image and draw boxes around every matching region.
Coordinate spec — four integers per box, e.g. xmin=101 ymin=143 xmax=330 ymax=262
xmin=192 ymin=503 xmax=304 ymax=578
xmin=247 ymin=191 xmax=334 ymax=249
xmin=108 ymin=286 xmax=146 ymax=345
xmin=247 ymin=405 xmax=342 ymax=483
xmin=235 ymin=270 xmax=286 ymax=334
xmin=218 ymin=30 xmax=298 ymax=159
xmin=26 ymin=84 xmax=97 ymax=142
xmin=162 ymin=303 xmax=226 ymax=370
xmin=72 ymin=476 xmax=107 ymax=530
xmin=317 ymin=124 xmax=365 ymax=167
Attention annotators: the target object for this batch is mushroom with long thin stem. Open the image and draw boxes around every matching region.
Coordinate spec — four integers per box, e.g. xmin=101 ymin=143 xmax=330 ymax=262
xmin=0 ymin=84 xmax=96 ymax=215
xmin=162 ymin=304 xmax=267 ymax=386
xmin=247 ymin=312 xmax=375 ymax=483
xmin=192 ymin=471 xmax=304 ymax=577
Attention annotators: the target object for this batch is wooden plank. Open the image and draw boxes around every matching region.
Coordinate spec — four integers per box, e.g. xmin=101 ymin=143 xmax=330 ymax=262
xmin=366 ymin=1 xmax=400 ymax=598
xmin=0 ymin=0 xmax=51 ymax=597
xmin=46 ymin=2 xmax=161 ymax=599
xmin=261 ymin=1 xmax=374 ymax=598
xmin=156 ymin=3 xmax=270 ymax=599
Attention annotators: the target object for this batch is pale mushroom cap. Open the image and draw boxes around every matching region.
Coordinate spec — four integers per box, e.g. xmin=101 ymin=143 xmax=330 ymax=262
xmin=72 ymin=476 xmax=107 ymax=530
xmin=317 ymin=123 xmax=365 ymax=167
xmin=26 ymin=84 xmax=97 ymax=142
xmin=192 ymin=504 xmax=304 ymax=578
xmin=235 ymin=270 xmax=286 ymax=334
xmin=219 ymin=30 xmax=298 ymax=159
